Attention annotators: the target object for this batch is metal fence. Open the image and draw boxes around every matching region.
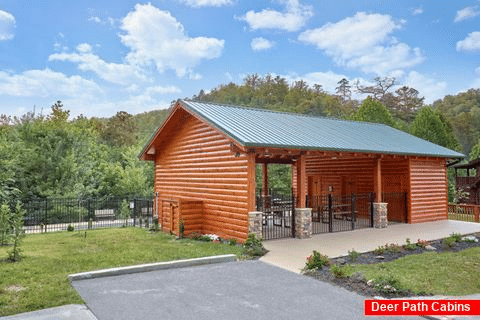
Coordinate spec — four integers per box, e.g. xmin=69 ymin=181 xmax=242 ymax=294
xmin=256 ymin=189 xmax=295 ymax=240
xmin=22 ymin=197 xmax=154 ymax=233
xmin=448 ymin=203 xmax=480 ymax=222
xmin=307 ymin=193 xmax=374 ymax=234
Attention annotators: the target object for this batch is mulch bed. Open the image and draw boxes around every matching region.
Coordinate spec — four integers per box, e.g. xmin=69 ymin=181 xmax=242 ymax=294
xmin=304 ymin=232 xmax=480 ymax=298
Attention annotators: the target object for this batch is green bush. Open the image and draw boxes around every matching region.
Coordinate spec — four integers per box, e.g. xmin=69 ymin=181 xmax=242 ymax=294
xmin=348 ymin=249 xmax=360 ymax=262
xmin=416 ymin=239 xmax=429 ymax=248
xmin=228 ymin=238 xmax=237 ymax=246
xmin=0 ymin=202 xmax=12 ymax=245
xmin=243 ymin=233 xmax=266 ymax=257
xmin=330 ymin=264 xmax=350 ymax=278
xmin=385 ymin=243 xmax=401 ymax=254
xmin=373 ymin=245 xmax=385 ymax=255
xmin=403 ymin=238 xmax=417 ymax=251
xmin=443 ymin=236 xmax=456 ymax=249
xmin=372 ymin=274 xmax=402 ymax=294
xmin=304 ymin=250 xmax=330 ymax=271
xmin=450 ymin=232 xmax=462 ymax=242
xmin=67 ymin=224 xmax=74 ymax=232
xmin=8 ymin=202 xmax=26 ymax=262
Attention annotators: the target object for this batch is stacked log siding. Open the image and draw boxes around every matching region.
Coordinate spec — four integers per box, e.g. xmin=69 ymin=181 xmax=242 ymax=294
xmin=154 ymin=112 xmax=249 ymax=242
xmin=409 ymin=158 xmax=448 ymax=223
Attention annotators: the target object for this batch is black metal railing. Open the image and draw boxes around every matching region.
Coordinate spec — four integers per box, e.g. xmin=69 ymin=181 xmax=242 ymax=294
xmin=22 ymin=196 xmax=154 ymax=233
xmin=307 ymin=193 xmax=374 ymax=234
xmin=256 ymin=189 xmax=295 ymax=240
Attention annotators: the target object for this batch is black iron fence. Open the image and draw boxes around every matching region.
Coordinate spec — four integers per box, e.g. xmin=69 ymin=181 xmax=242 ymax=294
xmin=307 ymin=193 xmax=374 ymax=234
xmin=22 ymin=197 xmax=154 ymax=233
xmin=256 ymin=189 xmax=295 ymax=240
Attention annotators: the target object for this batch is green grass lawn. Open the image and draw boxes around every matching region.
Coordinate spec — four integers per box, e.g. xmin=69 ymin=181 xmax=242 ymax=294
xmin=350 ymin=247 xmax=480 ymax=296
xmin=0 ymin=228 xmax=244 ymax=316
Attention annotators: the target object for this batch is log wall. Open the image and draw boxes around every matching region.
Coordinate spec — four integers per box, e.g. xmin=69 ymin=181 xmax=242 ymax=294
xmin=154 ymin=110 xmax=249 ymax=242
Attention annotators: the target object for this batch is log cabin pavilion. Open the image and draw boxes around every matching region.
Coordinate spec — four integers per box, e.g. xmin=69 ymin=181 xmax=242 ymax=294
xmin=139 ymin=100 xmax=464 ymax=242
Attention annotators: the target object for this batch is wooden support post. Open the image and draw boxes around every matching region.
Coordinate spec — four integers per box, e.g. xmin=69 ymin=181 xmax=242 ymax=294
xmin=246 ymin=151 xmax=256 ymax=212
xmin=262 ymin=163 xmax=268 ymax=197
xmin=474 ymin=205 xmax=480 ymax=223
xmin=296 ymin=153 xmax=306 ymax=207
xmin=373 ymin=157 xmax=382 ymax=202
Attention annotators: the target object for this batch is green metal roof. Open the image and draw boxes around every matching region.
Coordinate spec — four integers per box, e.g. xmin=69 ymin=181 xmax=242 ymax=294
xmin=180 ymin=100 xmax=464 ymax=159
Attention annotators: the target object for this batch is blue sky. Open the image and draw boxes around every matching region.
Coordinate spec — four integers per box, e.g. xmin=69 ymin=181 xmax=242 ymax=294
xmin=0 ymin=0 xmax=479 ymax=118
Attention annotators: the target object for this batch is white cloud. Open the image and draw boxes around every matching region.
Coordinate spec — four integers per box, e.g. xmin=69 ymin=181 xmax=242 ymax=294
xmin=412 ymin=7 xmax=423 ymax=15
xmin=0 ymin=69 xmax=101 ymax=98
xmin=144 ymin=85 xmax=181 ymax=95
xmin=238 ymin=0 xmax=313 ymax=32
xmin=120 ymin=4 xmax=224 ymax=78
xmin=180 ymin=0 xmax=233 ymax=8
xmin=0 ymin=10 xmax=15 ymax=40
xmin=49 ymin=45 xmax=146 ymax=85
xmin=454 ymin=6 xmax=480 ymax=22
xmin=403 ymin=71 xmax=447 ymax=104
xmin=298 ymin=12 xmax=424 ymax=75
xmin=285 ymin=71 xmax=353 ymax=93
xmin=251 ymin=37 xmax=275 ymax=51
xmin=456 ymin=31 xmax=480 ymax=51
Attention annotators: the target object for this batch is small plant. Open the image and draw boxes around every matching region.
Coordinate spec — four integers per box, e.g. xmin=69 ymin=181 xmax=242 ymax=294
xmin=403 ymin=238 xmax=417 ymax=251
xmin=385 ymin=243 xmax=401 ymax=254
xmin=373 ymin=245 xmax=385 ymax=255
xmin=8 ymin=202 xmax=26 ymax=262
xmin=372 ymin=274 xmax=402 ymax=294
xmin=443 ymin=236 xmax=456 ymax=249
xmin=228 ymin=238 xmax=237 ymax=246
xmin=67 ymin=224 xmax=74 ymax=232
xmin=243 ymin=233 xmax=266 ymax=257
xmin=118 ymin=200 xmax=130 ymax=226
xmin=330 ymin=264 xmax=350 ymax=278
xmin=152 ymin=219 xmax=160 ymax=232
xmin=304 ymin=250 xmax=330 ymax=271
xmin=178 ymin=218 xmax=185 ymax=239
xmin=0 ymin=201 xmax=12 ymax=245
xmin=198 ymin=235 xmax=213 ymax=242
xmin=450 ymin=232 xmax=462 ymax=242
xmin=416 ymin=239 xmax=429 ymax=248
xmin=348 ymin=249 xmax=360 ymax=262
xmin=188 ymin=232 xmax=202 ymax=240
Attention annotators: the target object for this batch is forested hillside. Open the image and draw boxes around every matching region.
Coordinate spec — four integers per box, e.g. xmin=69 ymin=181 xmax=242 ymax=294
xmin=0 ymin=102 xmax=168 ymax=202
xmin=1 ymin=74 xmax=479 ymax=203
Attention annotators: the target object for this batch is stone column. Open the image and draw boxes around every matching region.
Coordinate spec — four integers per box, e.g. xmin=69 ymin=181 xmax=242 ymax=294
xmin=295 ymin=208 xmax=312 ymax=239
xmin=248 ymin=212 xmax=263 ymax=239
xmin=373 ymin=203 xmax=388 ymax=228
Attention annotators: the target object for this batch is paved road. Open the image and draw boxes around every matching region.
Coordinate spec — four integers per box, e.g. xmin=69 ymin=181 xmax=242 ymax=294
xmin=72 ymin=260 xmax=422 ymax=320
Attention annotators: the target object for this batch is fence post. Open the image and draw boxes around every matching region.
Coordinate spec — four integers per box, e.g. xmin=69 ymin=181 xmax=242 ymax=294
xmin=351 ymin=194 xmax=356 ymax=230
xmin=475 ymin=205 xmax=480 ymax=223
xmin=328 ymin=194 xmax=333 ymax=233
xmin=292 ymin=195 xmax=296 ymax=238
xmin=370 ymin=192 xmax=374 ymax=228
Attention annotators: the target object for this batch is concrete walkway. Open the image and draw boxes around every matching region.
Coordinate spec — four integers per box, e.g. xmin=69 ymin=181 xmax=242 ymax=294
xmin=0 ymin=304 xmax=97 ymax=320
xmin=261 ymin=220 xmax=480 ymax=273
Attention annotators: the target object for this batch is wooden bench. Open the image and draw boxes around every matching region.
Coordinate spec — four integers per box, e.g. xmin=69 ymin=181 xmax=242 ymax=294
xmin=95 ymin=209 xmax=116 ymax=220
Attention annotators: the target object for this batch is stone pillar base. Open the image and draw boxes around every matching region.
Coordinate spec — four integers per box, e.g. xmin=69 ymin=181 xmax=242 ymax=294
xmin=373 ymin=203 xmax=388 ymax=228
xmin=295 ymin=208 xmax=312 ymax=239
xmin=248 ymin=211 xmax=263 ymax=239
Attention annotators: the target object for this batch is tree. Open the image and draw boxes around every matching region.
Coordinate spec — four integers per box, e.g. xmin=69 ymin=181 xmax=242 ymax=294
xmin=352 ymin=96 xmax=395 ymax=127
xmin=409 ymin=107 xmax=460 ymax=150
xmin=355 ymin=77 xmax=397 ymax=101
xmin=392 ymin=86 xmax=424 ymax=122
xmin=100 ymin=111 xmax=138 ymax=147
xmin=336 ymin=78 xmax=351 ymax=102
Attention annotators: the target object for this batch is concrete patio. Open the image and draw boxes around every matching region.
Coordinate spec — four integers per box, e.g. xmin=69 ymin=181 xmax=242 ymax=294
xmin=260 ymin=220 xmax=480 ymax=273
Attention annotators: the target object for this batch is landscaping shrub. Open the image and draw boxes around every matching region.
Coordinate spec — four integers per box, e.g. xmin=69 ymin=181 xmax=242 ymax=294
xmin=371 ymin=274 xmax=402 ymax=294
xmin=443 ymin=236 xmax=456 ymax=249
xmin=373 ymin=245 xmax=385 ymax=255
xmin=228 ymin=238 xmax=237 ymax=246
xmin=304 ymin=250 xmax=330 ymax=271
xmin=450 ymin=232 xmax=462 ymax=242
xmin=385 ymin=243 xmax=401 ymax=254
xmin=403 ymin=238 xmax=417 ymax=251
xmin=8 ymin=202 xmax=26 ymax=262
xmin=243 ymin=233 xmax=266 ymax=257
xmin=67 ymin=224 xmax=74 ymax=232
xmin=416 ymin=239 xmax=429 ymax=248
xmin=348 ymin=249 xmax=360 ymax=262
xmin=330 ymin=264 xmax=350 ymax=279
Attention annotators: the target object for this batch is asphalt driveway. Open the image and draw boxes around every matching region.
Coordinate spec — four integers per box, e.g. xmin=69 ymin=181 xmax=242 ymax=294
xmin=72 ymin=260 xmax=422 ymax=320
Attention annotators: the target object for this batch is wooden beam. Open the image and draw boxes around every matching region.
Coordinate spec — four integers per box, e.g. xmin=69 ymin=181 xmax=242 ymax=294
xmin=373 ymin=157 xmax=382 ymax=202
xmin=296 ymin=153 xmax=307 ymax=208
xmin=246 ymin=151 xmax=256 ymax=212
